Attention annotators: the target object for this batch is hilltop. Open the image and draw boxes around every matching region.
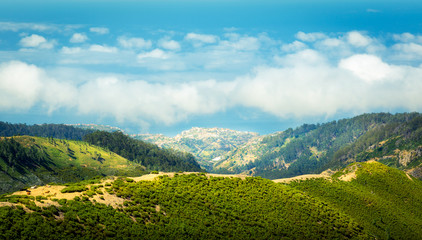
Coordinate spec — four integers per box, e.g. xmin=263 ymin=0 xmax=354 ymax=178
xmin=1 ymin=161 xmax=421 ymax=239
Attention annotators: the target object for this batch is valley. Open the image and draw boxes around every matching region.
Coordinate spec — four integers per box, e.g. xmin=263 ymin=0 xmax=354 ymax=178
xmin=1 ymin=113 xmax=422 ymax=239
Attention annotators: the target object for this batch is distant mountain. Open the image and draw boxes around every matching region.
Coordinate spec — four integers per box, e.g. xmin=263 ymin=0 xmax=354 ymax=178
xmin=216 ymin=112 xmax=422 ymax=179
xmin=0 ymin=136 xmax=145 ymax=194
xmin=0 ymin=121 xmax=94 ymax=140
xmin=133 ymin=127 xmax=259 ymax=170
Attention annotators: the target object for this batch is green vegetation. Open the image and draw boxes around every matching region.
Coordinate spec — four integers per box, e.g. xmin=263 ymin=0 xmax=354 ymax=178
xmin=0 ymin=121 xmax=94 ymax=140
xmin=0 ymin=136 xmax=146 ymax=194
xmin=0 ymin=173 xmax=370 ymax=239
xmin=217 ymin=112 xmax=422 ymax=179
xmin=290 ymin=161 xmax=422 ymax=239
xmin=1 ymin=162 xmax=420 ymax=239
xmin=84 ymin=131 xmax=202 ymax=172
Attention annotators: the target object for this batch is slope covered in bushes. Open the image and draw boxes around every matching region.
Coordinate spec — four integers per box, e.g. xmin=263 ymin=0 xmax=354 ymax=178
xmin=84 ymin=131 xmax=202 ymax=172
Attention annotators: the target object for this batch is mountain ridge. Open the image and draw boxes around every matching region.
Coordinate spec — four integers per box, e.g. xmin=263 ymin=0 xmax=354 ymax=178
xmin=133 ymin=127 xmax=259 ymax=170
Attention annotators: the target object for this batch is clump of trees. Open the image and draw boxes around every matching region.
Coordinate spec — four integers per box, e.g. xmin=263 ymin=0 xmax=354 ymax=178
xmin=0 ymin=122 xmax=94 ymax=140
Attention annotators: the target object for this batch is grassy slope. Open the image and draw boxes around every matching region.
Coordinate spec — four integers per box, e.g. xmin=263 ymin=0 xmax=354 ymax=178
xmin=0 ymin=173 xmax=369 ymax=239
xmin=0 ymin=136 xmax=145 ymax=194
xmin=289 ymin=161 xmax=422 ymax=240
xmin=0 ymin=162 xmax=420 ymax=239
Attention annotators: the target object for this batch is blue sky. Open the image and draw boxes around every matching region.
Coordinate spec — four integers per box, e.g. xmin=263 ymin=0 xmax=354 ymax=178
xmin=1 ymin=0 xmax=422 ymax=135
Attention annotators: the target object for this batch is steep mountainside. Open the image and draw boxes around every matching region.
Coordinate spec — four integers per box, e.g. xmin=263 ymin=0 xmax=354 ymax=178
xmin=1 ymin=162 xmax=421 ymax=239
xmin=215 ymin=113 xmax=422 ymax=179
xmin=84 ymin=131 xmax=202 ymax=172
xmin=0 ymin=136 xmax=145 ymax=194
xmin=134 ymin=127 xmax=259 ymax=170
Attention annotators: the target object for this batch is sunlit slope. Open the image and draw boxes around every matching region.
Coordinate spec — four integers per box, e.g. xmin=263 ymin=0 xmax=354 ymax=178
xmin=0 ymin=136 xmax=145 ymax=194
xmin=290 ymin=161 xmax=422 ymax=240
xmin=216 ymin=112 xmax=422 ymax=179
xmin=0 ymin=173 xmax=369 ymax=239
xmin=134 ymin=127 xmax=259 ymax=170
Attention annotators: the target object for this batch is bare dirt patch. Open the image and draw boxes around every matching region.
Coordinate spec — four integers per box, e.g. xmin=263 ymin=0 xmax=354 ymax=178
xmin=273 ymin=169 xmax=334 ymax=183
xmin=130 ymin=172 xmax=248 ymax=182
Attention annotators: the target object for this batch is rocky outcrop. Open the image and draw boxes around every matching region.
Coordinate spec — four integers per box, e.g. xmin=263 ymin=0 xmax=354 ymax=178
xmin=398 ymin=146 xmax=422 ymax=166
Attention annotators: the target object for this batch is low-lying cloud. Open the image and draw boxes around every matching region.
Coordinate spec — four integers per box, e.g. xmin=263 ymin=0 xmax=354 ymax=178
xmin=2 ymin=30 xmax=422 ymax=129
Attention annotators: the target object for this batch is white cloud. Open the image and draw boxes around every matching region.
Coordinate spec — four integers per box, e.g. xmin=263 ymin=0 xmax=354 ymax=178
xmin=159 ymin=39 xmax=181 ymax=51
xmin=137 ymin=49 xmax=169 ymax=60
xmin=4 ymin=31 xmax=422 ymax=128
xmin=0 ymin=61 xmax=76 ymax=112
xmin=61 ymin=47 xmax=82 ymax=54
xmin=275 ymin=49 xmax=327 ymax=67
xmin=320 ymin=38 xmax=343 ymax=47
xmin=393 ymin=33 xmax=415 ymax=42
xmin=347 ymin=31 xmax=372 ymax=47
xmin=392 ymin=42 xmax=422 ymax=60
xmin=296 ymin=31 xmax=327 ymax=42
xmin=70 ymin=33 xmax=88 ymax=43
xmin=118 ymin=37 xmax=152 ymax=49
xmin=19 ymin=34 xmax=56 ymax=49
xmin=89 ymin=44 xmax=118 ymax=53
xmin=339 ymin=54 xmax=394 ymax=82
xmin=0 ymin=61 xmax=43 ymax=110
xmin=281 ymin=40 xmax=307 ymax=52
xmin=185 ymin=33 xmax=218 ymax=44
xmin=0 ymin=22 xmax=56 ymax=32
xmin=219 ymin=36 xmax=260 ymax=51
xmin=89 ymin=27 xmax=109 ymax=34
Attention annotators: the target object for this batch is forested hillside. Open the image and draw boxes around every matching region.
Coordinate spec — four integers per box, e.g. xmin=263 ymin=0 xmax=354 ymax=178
xmin=1 ymin=162 xmax=420 ymax=239
xmin=290 ymin=161 xmax=422 ymax=239
xmin=0 ymin=136 xmax=145 ymax=194
xmin=84 ymin=131 xmax=202 ymax=172
xmin=0 ymin=122 xmax=94 ymax=140
xmin=215 ymin=112 xmax=422 ymax=179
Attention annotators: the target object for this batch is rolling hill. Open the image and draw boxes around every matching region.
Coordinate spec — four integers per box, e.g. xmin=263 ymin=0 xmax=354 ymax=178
xmin=0 ymin=136 xmax=146 ymax=194
xmin=0 ymin=161 xmax=421 ymax=239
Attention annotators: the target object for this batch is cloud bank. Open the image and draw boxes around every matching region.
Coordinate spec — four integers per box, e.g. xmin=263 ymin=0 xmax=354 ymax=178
xmin=2 ymin=30 xmax=422 ymax=129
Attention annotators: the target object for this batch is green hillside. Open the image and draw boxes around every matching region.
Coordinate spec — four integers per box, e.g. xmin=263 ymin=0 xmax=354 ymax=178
xmin=216 ymin=112 xmax=422 ymax=179
xmin=84 ymin=131 xmax=202 ymax=172
xmin=0 ymin=172 xmax=369 ymax=239
xmin=0 ymin=136 xmax=145 ymax=194
xmin=1 ymin=162 xmax=420 ymax=239
xmin=290 ymin=161 xmax=422 ymax=239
